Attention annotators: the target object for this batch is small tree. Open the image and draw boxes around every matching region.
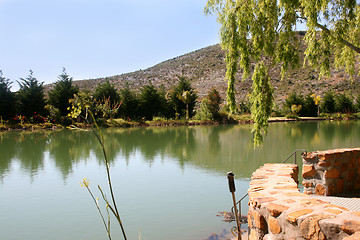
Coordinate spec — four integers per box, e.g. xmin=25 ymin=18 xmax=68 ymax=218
xmin=169 ymin=76 xmax=197 ymax=119
xmin=196 ymin=88 xmax=222 ymax=120
xmin=0 ymin=70 xmax=15 ymax=120
xmin=302 ymin=94 xmax=318 ymax=117
xmin=48 ymin=68 xmax=79 ymax=117
xmin=321 ymin=90 xmax=336 ymax=114
xmin=68 ymin=90 xmax=95 ymax=122
xmin=284 ymin=92 xmax=304 ymax=115
xmin=355 ymin=95 xmax=360 ymax=113
xmin=139 ymin=82 xmax=167 ymax=120
xmin=119 ymin=83 xmax=139 ymax=119
xmin=94 ymin=80 xmax=121 ymax=107
xmin=16 ymin=70 xmax=46 ymax=117
xmin=335 ymin=93 xmax=355 ymax=113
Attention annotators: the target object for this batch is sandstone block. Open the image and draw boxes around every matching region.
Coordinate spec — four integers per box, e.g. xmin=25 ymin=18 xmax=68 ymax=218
xmin=337 ymin=178 xmax=345 ymax=193
xmin=319 ymin=218 xmax=343 ymax=239
xmin=253 ymin=197 xmax=276 ymax=208
xmin=303 ymin=181 xmax=314 ymax=188
xmin=341 ymin=163 xmax=349 ymax=172
xmin=300 ymin=214 xmax=333 ymax=240
xmin=319 ymin=153 xmax=333 ymax=162
xmin=354 ymin=176 xmax=360 ymax=190
xmin=350 ymin=158 xmax=357 ymax=169
xmin=324 ymin=168 xmax=340 ymax=179
xmin=269 ymin=216 xmax=281 ymax=234
xmin=343 ymin=232 xmax=360 ymax=240
xmin=342 ymin=220 xmax=360 ymax=235
xmin=346 ymin=169 xmax=356 ymax=181
xmin=327 ymin=183 xmax=337 ymax=196
xmin=319 ymin=161 xmax=331 ymax=167
xmin=333 ymin=160 xmax=342 ymax=167
xmin=303 ymin=165 xmax=317 ymax=178
xmin=315 ymin=184 xmax=326 ymax=195
xmin=303 ymin=152 xmax=318 ymax=162
xmin=325 ymin=208 xmax=343 ymax=215
xmin=253 ymin=210 xmax=267 ymax=230
xmin=304 ymin=190 xmax=315 ymax=195
xmin=249 ymin=229 xmax=263 ymax=240
xmin=267 ymin=203 xmax=289 ymax=217
xmin=287 ymin=209 xmax=313 ymax=223
xmin=352 ymin=212 xmax=360 ymax=218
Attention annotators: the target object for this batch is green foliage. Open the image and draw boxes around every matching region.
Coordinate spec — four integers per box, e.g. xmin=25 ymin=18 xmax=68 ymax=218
xmin=356 ymin=95 xmax=360 ymax=112
xmin=239 ymin=98 xmax=251 ymax=114
xmin=205 ymin=0 xmax=360 ymax=144
xmin=196 ymin=88 xmax=222 ymax=120
xmin=335 ymin=93 xmax=355 ymax=113
xmin=119 ymin=83 xmax=140 ymax=119
xmin=68 ymin=90 xmax=95 ymax=120
xmin=284 ymin=92 xmax=317 ymax=117
xmin=249 ymin=63 xmax=274 ymax=147
xmin=284 ymin=92 xmax=304 ymax=114
xmin=48 ymin=68 xmax=79 ymax=117
xmin=94 ymin=80 xmax=121 ymax=107
xmin=95 ymin=97 xmax=121 ymax=120
xmin=45 ymin=104 xmax=61 ymax=123
xmin=139 ymin=82 xmax=168 ymax=120
xmin=302 ymin=94 xmax=318 ymax=117
xmin=16 ymin=70 xmax=46 ymax=117
xmin=320 ymin=90 xmax=336 ymax=113
xmin=169 ymin=76 xmax=197 ymax=119
xmin=0 ymin=70 xmax=15 ymax=119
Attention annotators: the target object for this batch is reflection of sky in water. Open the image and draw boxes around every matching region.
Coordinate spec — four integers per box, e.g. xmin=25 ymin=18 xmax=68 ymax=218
xmin=0 ymin=121 xmax=359 ymax=240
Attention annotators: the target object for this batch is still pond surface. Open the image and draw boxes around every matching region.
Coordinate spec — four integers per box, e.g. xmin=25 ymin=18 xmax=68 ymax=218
xmin=0 ymin=121 xmax=359 ymax=240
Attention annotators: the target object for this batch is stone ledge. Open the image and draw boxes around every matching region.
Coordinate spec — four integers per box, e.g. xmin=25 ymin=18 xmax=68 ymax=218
xmin=248 ymin=163 xmax=360 ymax=240
xmin=302 ymin=148 xmax=360 ymax=196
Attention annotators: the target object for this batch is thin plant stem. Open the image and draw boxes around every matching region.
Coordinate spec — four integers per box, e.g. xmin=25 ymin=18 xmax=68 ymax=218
xmin=88 ymin=111 xmax=128 ymax=240
xmin=84 ymin=184 xmax=112 ymax=240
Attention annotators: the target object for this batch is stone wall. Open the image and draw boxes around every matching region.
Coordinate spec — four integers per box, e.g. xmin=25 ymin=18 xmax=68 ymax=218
xmin=247 ymin=163 xmax=360 ymax=240
xmin=302 ymin=148 xmax=360 ymax=196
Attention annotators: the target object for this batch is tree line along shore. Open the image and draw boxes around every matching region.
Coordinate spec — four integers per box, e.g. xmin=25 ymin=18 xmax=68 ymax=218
xmin=1 ymin=68 xmax=359 ymax=131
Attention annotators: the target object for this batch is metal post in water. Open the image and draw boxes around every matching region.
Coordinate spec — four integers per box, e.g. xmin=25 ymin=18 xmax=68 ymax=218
xmin=227 ymin=172 xmax=241 ymax=240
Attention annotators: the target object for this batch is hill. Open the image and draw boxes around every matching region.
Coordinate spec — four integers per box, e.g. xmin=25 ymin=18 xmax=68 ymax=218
xmin=69 ymin=36 xmax=360 ymax=105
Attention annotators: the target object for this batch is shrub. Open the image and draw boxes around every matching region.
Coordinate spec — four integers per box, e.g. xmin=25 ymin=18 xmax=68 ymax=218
xmin=0 ymin=70 xmax=15 ymax=120
xmin=168 ymin=76 xmax=197 ymax=119
xmin=302 ymin=94 xmax=318 ymax=117
xmin=239 ymin=98 xmax=251 ymax=114
xmin=320 ymin=90 xmax=336 ymax=113
xmin=94 ymin=80 xmax=120 ymax=107
xmin=284 ymin=92 xmax=304 ymax=115
xmin=139 ymin=82 xmax=168 ymax=120
xmin=335 ymin=93 xmax=354 ymax=113
xmin=48 ymin=68 xmax=79 ymax=117
xmin=119 ymin=83 xmax=140 ymax=120
xmin=16 ymin=70 xmax=47 ymax=117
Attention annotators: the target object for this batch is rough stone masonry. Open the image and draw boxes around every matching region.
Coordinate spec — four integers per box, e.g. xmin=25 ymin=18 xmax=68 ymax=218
xmin=247 ymin=156 xmax=360 ymax=239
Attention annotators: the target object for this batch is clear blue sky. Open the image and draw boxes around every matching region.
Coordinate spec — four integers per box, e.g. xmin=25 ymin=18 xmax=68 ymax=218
xmin=0 ymin=0 xmax=220 ymax=91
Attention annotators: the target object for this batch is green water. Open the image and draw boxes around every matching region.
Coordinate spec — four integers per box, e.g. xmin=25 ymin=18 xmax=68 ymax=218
xmin=0 ymin=121 xmax=359 ymax=240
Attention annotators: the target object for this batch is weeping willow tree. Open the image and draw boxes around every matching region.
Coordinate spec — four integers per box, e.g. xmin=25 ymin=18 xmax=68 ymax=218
xmin=205 ymin=0 xmax=360 ymax=146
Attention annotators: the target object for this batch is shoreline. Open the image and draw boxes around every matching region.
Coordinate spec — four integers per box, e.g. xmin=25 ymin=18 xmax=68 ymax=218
xmin=0 ymin=116 xmax=358 ymax=132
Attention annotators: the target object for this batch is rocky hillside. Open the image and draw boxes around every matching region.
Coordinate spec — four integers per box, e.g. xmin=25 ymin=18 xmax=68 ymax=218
xmin=70 ymin=37 xmax=360 ymax=104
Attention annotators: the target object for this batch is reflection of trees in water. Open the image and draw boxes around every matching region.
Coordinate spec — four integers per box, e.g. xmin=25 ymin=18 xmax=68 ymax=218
xmin=14 ymin=132 xmax=49 ymax=178
xmin=0 ymin=121 xmax=359 ymax=180
xmin=102 ymin=127 xmax=197 ymax=168
xmin=47 ymin=130 xmax=95 ymax=179
xmin=0 ymin=132 xmax=18 ymax=180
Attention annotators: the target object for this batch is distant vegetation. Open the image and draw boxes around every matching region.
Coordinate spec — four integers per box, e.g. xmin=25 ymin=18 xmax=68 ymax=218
xmin=65 ymin=42 xmax=360 ymax=106
xmin=0 ymin=66 xmax=360 ymax=130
